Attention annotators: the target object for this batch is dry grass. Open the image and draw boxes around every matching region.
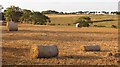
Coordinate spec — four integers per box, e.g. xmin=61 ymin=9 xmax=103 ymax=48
xmin=2 ymin=24 xmax=119 ymax=65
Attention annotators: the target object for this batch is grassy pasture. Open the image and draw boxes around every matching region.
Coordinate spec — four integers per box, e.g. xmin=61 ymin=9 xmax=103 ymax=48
xmin=46 ymin=14 xmax=118 ymax=28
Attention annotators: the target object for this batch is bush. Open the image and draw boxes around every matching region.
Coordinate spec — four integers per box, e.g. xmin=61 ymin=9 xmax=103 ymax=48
xmin=79 ymin=22 xmax=90 ymax=27
xmin=75 ymin=16 xmax=92 ymax=27
xmin=68 ymin=24 xmax=71 ymax=26
xmin=33 ymin=21 xmax=46 ymax=25
xmin=94 ymin=25 xmax=98 ymax=27
xmin=111 ymin=25 xmax=117 ymax=28
xmin=58 ymin=24 xmax=60 ymax=25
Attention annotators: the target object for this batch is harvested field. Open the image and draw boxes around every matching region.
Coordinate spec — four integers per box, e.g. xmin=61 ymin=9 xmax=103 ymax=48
xmin=2 ymin=24 xmax=119 ymax=65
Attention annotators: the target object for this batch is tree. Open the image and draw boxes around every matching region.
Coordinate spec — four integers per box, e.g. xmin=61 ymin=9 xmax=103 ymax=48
xmin=75 ymin=16 xmax=93 ymax=27
xmin=4 ymin=6 xmax=23 ymax=22
xmin=42 ymin=10 xmax=59 ymax=14
xmin=31 ymin=12 xmax=51 ymax=25
xmin=21 ymin=9 xmax=32 ymax=23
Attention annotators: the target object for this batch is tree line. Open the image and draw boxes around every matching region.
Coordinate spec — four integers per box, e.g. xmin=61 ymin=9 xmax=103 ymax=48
xmin=1 ymin=6 xmax=51 ymax=25
xmin=41 ymin=10 xmax=120 ymax=15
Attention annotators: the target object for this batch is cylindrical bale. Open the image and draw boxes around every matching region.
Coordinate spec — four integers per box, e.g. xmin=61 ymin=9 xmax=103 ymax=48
xmin=7 ymin=22 xmax=18 ymax=31
xmin=30 ymin=45 xmax=58 ymax=58
xmin=81 ymin=45 xmax=101 ymax=51
xmin=76 ymin=23 xmax=80 ymax=28
xmin=114 ymin=52 xmax=120 ymax=57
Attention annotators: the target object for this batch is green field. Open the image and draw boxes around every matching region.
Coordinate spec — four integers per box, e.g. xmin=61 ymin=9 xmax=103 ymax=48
xmin=46 ymin=14 xmax=118 ymax=28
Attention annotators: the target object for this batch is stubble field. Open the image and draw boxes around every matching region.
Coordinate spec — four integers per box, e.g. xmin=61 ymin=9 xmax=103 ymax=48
xmin=2 ymin=23 xmax=119 ymax=65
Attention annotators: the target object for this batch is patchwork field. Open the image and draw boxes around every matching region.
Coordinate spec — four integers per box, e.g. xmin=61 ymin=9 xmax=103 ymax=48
xmin=2 ymin=23 xmax=119 ymax=65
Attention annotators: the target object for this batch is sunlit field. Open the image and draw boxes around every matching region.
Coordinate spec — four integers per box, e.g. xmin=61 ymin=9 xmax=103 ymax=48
xmin=2 ymin=19 xmax=119 ymax=65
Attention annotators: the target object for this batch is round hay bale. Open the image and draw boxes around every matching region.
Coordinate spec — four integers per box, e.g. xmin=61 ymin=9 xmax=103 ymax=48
xmin=81 ymin=45 xmax=101 ymax=51
xmin=30 ymin=45 xmax=58 ymax=58
xmin=76 ymin=23 xmax=81 ymax=28
xmin=7 ymin=22 xmax=18 ymax=31
xmin=114 ymin=52 xmax=120 ymax=58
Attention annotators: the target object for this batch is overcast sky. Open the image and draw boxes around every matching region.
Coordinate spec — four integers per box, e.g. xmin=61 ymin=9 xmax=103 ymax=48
xmin=0 ymin=0 xmax=119 ymax=12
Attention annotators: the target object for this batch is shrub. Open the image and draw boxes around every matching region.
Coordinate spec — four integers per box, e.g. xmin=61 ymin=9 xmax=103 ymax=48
xmin=68 ymin=24 xmax=71 ymax=26
xmin=58 ymin=24 xmax=60 ymax=25
xmin=94 ymin=25 xmax=98 ymax=27
xmin=79 ymin=22 xmax=90 ymax=27
xmin=75 ymin=16 xmax=92 ymax=27
xmin=111 ymin=25 xmax=117 ymax=28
